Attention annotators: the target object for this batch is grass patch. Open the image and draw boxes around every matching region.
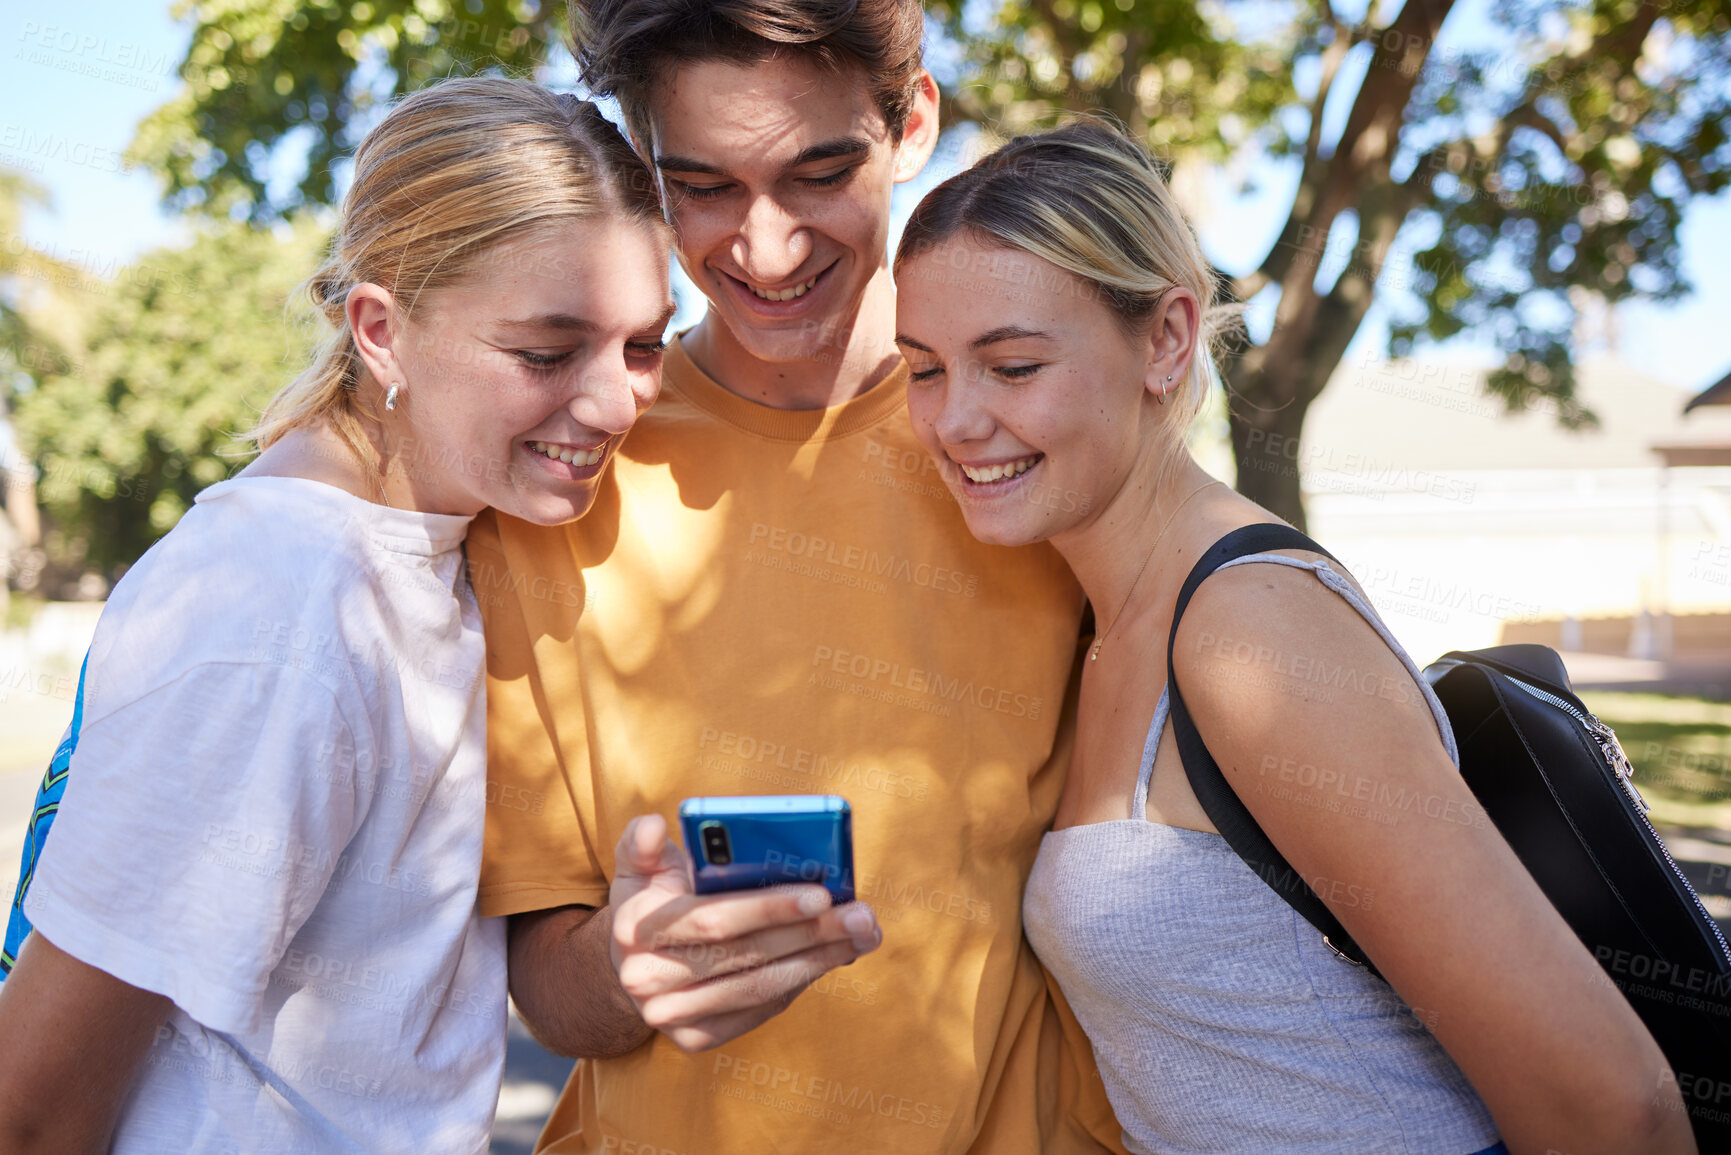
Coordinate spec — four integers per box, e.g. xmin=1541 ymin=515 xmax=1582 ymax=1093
xmin=3 ymin=595 xmax=42 ymax=631
xmin=1579 ymin=692 xmax=1731 ymax=829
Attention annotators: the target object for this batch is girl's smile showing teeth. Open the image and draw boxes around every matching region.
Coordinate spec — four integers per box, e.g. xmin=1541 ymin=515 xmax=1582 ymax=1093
xmin=528 ymin=440 xmax=606 ymax=467
xmin=957 ymin=455 xmax=1042 ymax=484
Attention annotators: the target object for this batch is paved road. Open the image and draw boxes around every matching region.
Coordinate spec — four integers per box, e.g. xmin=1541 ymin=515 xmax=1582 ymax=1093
xmin=494 ymin=1016 xmax=571 ymax=1154
xmin=0 ymin=680 xmax=79 ymax=931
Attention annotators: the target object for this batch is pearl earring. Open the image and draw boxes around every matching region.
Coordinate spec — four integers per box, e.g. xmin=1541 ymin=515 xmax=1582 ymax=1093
xmin=384 ymin=383 xmax=399 ymax=411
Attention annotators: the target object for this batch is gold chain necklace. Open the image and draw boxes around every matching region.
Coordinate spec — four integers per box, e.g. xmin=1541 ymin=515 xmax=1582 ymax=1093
xmin=1088 ymin=479 xmax=1222 ymax=662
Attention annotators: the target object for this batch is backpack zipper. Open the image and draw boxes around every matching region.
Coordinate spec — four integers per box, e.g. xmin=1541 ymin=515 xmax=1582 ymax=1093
xmin=1507 ymin=678 xmax=1648 ymax=812
xmin=1507 ymin=675 xmax=1731 ymax=964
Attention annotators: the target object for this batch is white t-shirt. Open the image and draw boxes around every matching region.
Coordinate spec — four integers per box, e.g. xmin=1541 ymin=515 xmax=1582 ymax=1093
xmin=25 ymin=475 xmax=506 ymax=1154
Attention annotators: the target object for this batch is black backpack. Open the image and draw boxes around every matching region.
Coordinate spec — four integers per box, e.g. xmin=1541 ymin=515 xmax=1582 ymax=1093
xmin=1166 ymin=523 xmax=1731 ymax=1148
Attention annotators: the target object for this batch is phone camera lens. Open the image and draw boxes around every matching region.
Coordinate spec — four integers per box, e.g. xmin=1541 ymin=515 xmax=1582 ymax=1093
xmin=700 ymin=821 xmax=733 ymax=866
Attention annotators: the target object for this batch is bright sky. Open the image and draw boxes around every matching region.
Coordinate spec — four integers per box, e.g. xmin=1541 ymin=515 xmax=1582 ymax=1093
xmin=2 ymin=6 xmax=193 ymax=271
xmin=2 ymin=0 xmax=1727 ymax=397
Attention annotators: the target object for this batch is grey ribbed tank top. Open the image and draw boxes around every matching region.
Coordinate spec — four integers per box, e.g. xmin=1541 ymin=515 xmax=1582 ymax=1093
xmin=1024 ymin=552 xmax=1501 ymax=1155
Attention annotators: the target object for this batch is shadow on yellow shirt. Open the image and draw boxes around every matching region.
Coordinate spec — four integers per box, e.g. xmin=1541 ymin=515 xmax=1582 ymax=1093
xmin=470 ymin=339 xmax=1126 ymax=1155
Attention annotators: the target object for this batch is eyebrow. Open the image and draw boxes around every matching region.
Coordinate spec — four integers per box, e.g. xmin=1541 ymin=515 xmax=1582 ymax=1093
xmin=498 ymin=302 xmax=679 ymax=334
xmin=497 ymin=313 xmax=598 ymax=332
xmin=789 ymin=137 xmax=872 ymax=166
xmin=655 ymin=136 xmax=873 ymax=177
xmin=970 ymin=325 xmax=1052 ymax=349
xmin=894 ymin=325 xmax=1054 ymax=354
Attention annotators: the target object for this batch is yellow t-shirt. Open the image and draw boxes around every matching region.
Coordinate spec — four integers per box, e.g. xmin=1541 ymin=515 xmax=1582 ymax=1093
xmin=471 ymin=338 xmax=1124 ymax=1154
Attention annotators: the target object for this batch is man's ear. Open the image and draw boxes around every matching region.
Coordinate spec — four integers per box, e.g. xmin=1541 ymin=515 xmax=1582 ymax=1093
xmin=891 ymin=71 xmax=942 ymax=185
xmin=346 ymin=283 xmax=400 ymax=388
xmin=1142 ymin=287 xmax=1201 ymax=401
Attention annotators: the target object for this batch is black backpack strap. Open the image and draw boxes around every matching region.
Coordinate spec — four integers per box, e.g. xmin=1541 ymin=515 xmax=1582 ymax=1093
xmin=1163 ymin=523 xmax=1382 ymax=977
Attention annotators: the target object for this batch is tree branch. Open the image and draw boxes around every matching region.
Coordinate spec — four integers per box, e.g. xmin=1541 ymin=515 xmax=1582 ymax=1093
xmin=1399 ymin=0 xmax=1661 ymax=206
xmin=1302 ymin=7 xmax=1353 ymax=173
xmin=1323 ymin=0 xmax=1454 ymax=215
xmin=1249 ymin=0 xmax=1457 ymax=407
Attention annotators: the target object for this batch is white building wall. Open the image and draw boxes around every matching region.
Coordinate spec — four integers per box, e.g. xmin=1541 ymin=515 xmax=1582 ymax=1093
xmin=1305 ymin=466 xmax=1731 ymax=664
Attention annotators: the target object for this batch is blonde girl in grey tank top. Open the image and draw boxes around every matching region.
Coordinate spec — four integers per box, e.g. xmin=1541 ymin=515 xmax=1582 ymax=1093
xmin=892 ymin=119 xmax=1696 ymax=1155
xmin=1024 ymin=549 xmax=1500 ymax=1153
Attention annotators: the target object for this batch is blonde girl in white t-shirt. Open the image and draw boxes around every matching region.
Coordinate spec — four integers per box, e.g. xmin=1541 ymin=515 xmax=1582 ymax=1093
xmin=0 ymin=77 xmax=673 ymax=1154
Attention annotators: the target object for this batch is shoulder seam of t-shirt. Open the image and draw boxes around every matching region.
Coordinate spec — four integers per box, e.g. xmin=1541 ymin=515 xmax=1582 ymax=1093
xmin=87 ymin=495 xmax=426 ymax=725
xmin=27 ymin=668 xmax=369 ymax=1033
xmin=78 ymin=657 xmax=369 ymax=768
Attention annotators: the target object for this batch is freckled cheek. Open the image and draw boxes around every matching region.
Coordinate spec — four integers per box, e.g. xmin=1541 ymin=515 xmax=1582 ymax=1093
xmin=422 ymin=348 xmax=495 ymax=396
xmin=479 ymin=392 xmax=540 ymax=449
xmin=1016 ymin=403 xmax=1079 ymax=459
xmin=904 ymin=390 xmax=939 ymax=436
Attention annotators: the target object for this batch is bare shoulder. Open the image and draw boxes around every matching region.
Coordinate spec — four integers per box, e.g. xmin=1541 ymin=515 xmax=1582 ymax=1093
xmin=1171 ymin=548 xmax=1424 ymax=711
xmin=1157 ymin=534 xmax=1688 ymax=1154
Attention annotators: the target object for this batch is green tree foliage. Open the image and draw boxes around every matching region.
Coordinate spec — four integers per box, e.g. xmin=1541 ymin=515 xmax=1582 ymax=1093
xmin=932 ymin=0 xmax=1731 ymax=526
xmin=0 ymin=170 xmax=66 ymax=376
xmin=1 ymin=171 xmax=78 ymax=593
xmin=130 ymin=0 xmax=565 ymax=221
xmin=10 ymin=219 xmax=327 ymax=577
xmin=928 ymin=0 xmax=1289 ymax=164
xmin=123 ymin=0 xmax=1731 ymax=527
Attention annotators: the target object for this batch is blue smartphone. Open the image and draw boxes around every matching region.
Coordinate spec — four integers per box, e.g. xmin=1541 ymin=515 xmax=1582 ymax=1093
xmin=679 ymin=795 xmax=854 ymax=903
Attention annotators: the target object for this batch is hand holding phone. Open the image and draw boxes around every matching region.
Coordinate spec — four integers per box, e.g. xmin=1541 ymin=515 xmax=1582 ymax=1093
xmin=606 ymin=811 xmax=880 ymax=1054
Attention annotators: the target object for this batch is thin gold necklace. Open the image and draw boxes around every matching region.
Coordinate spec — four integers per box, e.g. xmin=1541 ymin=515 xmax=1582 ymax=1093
xmin=1088 ymin=479 xmax=1222 ymax=661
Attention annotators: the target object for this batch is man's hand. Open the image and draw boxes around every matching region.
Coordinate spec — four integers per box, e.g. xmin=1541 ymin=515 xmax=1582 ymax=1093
xmin=609 ymin=814 xmax=881 ymax=1053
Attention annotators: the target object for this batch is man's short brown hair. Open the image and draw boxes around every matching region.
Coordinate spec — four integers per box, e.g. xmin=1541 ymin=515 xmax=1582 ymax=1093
xmin=567 ymin=0 xmax=926 ymax=148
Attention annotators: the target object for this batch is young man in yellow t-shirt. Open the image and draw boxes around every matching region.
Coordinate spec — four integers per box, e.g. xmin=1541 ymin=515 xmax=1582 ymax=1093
xmin=468 ymin=2 xmax=1126 ymax=1151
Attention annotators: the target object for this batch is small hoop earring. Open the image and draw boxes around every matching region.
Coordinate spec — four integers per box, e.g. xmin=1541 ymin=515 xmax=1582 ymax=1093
xmin=1156 ymin=373 xmax=1173 ymax=405
xmin=384 ymin=383 xmax=400 ymax=411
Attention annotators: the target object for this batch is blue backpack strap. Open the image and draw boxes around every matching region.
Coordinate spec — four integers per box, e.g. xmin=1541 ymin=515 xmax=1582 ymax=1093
xmin=2 ymin=651 xmax=90 ymax=979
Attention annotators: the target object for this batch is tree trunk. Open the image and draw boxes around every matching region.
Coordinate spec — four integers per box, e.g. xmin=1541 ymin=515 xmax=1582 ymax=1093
xmin=1227 ymin=391 xmax=1314 ymax=532
xmin=1211 ymin=0 xmax=1454 ymax=532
